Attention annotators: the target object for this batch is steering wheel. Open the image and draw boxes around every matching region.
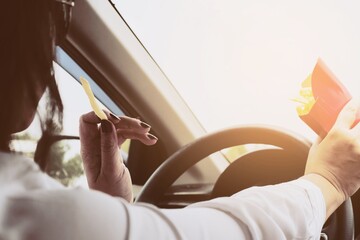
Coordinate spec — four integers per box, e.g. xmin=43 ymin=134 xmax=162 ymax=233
xmin=136 ymin=125 xmax=353 ymax=240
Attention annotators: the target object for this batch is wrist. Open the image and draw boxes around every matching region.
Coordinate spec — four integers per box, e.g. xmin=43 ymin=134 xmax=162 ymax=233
xmin=302 ymin=173 xmax=345 ymax=219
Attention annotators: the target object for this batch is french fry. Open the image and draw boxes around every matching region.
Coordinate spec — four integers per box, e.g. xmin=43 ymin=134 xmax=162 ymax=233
xmin=293 ymin=74 xmax=316 ymax=116
xmin=80 ymin=76 xmax=108 ymax=120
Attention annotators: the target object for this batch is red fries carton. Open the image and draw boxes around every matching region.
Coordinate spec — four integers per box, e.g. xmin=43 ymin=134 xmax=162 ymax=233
xmin=295 ymin=59 xmax=360 ymax=137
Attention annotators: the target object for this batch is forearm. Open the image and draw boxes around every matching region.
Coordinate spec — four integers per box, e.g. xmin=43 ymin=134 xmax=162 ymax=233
xmin=187 ymin=178 xmax=326 ymax=239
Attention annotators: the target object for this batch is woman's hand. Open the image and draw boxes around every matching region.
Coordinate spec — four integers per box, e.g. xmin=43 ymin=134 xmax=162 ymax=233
xmin=305 ymin=99 xmax=360 ymax=199
xmin=79 ymin=111 xmax=158 ymax=202
xmin=304 ymin=99 xmax=360 ymax=218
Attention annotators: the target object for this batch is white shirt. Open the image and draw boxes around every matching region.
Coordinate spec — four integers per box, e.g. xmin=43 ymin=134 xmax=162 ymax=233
xmin=0 ymin=152 xmax=325 ymax=239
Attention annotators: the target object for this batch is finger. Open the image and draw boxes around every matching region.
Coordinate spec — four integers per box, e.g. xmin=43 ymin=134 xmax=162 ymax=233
xmin=352 ymin=119 xmax=360 ymax=135
xmin=117 ymin=129 xmax=158 ymax=146
xmin=350 ymin=101 xmax=360 ymax=134
xmin=79 ymin=112 xmax=100 ymax=141
xmin=100 ymin=119 xmax=123 ymax=174
xmin=79 ymin=115 xmax=101 ymax=182
xmin=117 ymin=130 xmax=158 ymax=145
xmin=115 ymin=116 xmax=151 ymax=133
xmin=80 ymin=110 xmax=121 ymax=125
xmin=313 ymin=136 xmax=322 ymax=146
xmin=102 ymin=110 xmax=122 ymax=124
xmin=308 ymin=137 xmax=321 ymax=153
xmin=333 ymin=99 xmax=359 ymax=130
xmin=82 ymin=111 xmax=152 ymax=132
xmin=80 ymin=111 xmax=102 ymax=124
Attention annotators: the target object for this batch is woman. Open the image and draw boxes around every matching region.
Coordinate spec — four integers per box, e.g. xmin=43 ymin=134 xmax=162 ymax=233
xmin=1 ymin=0 xmax=360 ymax=239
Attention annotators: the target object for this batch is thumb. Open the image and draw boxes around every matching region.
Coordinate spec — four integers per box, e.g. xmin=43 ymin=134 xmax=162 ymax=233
xmin=333 ymin=99 xmax=359 ymax=130
xmin=100 ymin=119 xmax=123 ymax=173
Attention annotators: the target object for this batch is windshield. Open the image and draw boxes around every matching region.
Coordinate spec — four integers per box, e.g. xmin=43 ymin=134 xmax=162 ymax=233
xmin=112 ymin=0 xmax=360 ymax=141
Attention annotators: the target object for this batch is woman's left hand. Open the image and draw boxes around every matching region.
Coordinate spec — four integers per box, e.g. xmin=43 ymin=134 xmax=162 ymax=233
xmin=79 ymin=111 xmax=157 ymax=202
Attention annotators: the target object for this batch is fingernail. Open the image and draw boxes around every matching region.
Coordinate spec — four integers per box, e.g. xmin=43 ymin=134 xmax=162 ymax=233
xmin=101 ymin=120 xmax=112 ymax=133
xmin=140 ymin=122 xmax=151 ymax=128
xmin=147 ymin=133 xmax=158 ymax=140
xmin=110 ymin=113 xmax=121 ymax=121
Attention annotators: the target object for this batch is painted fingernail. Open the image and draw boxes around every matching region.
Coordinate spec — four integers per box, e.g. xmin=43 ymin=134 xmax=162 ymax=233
xmin=147 ymin=133 xmax=158 ymax=140
xmin=140 ymin=122 xmax=151 ymax=128
xmin=101 ymin=120 xmax=112 ymax=133
xmin=110 ymin=112 xmax=121 ymax=121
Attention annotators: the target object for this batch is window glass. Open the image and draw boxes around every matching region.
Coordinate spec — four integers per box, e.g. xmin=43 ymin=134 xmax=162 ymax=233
xmin=113 ymin=0 xmax=360 ymax=143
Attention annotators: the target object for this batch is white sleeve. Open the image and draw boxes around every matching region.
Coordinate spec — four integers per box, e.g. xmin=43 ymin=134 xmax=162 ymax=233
xmin=180 ymin=178 xmax=326 ymax=239
xmin=1 ymin=179 xmax=325 ymax=240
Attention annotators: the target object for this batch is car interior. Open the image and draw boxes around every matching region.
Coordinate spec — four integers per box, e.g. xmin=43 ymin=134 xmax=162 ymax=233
xmin=12 ymin=0 xmax=360 ymax=239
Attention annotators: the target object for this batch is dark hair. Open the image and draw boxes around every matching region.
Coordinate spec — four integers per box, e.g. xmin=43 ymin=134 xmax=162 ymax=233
xmin=0 ymin=0 xmax=65 ymax=152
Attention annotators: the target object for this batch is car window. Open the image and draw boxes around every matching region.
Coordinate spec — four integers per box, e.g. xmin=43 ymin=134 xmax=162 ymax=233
xmin=11 ymin=48 xmax=130 ymax=187
xmin=112 ymin=0 xmax=360 ymax=143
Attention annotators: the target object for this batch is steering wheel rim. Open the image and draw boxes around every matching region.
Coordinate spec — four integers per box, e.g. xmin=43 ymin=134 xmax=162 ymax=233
xmin=136 ymin=125 xmax=353 ymax=239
